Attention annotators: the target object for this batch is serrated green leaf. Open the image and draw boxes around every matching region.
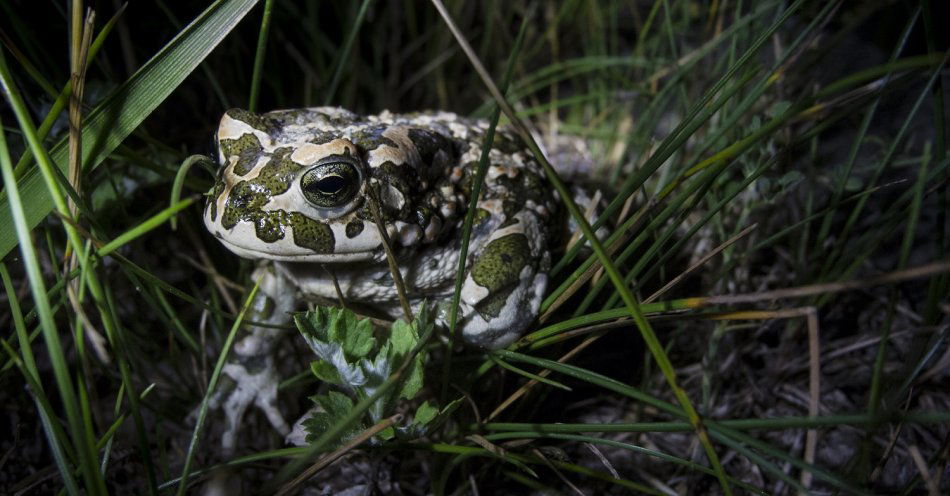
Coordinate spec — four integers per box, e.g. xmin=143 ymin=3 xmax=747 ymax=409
xmin=0 ymin=0 xmax=260 ymax=260
xmin=309 ymin=360 xmax=341 ymax=384
xmin=297 ymin=305 xmax=434 ymax=442
xmin=315 ymin=390 xmax=354 ymax=417
xmin=389 ymin=317 xmax=424 ymax=400
xmin=325 ymin=307 xmax=346 ymax=342
xmin=338 ymin=310 xmax=375 ymax=360
xmin=304 ymin=391 xmax=362 ymax=444
xmin=294 ymin=311 xmax=327 ymax=343
xmin=389 ymin=318 xmax=420 ymax=357
xmin=397 ymin=361 xmax=424 ymax=401
xmin=296 ymin=306 xmax=376 ymax=362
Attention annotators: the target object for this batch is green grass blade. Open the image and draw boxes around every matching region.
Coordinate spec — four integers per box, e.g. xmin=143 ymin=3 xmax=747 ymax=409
xmin=440 ymin=14 xmax=528 ymax=401
xmin=494 ymin=349 xmax=682 ymax=418
xmin=97 ymin=196 xmax=196 ymax=257
xmin=488 ymin=353 xmax=571 ymax=391
xmin=247 ymin=0 xmax=274 ymax=112
xmin=0 ymin=0 xmax=261 ymax=261
xmin=322 ymin=0 xmax=373 ymax=105
xmin=0 ymin=101 xmax=105 ymax=495
xmin=487 ymin=432 xmax=766 ymax=494
xmin=1 ymin=262 xmax=40 ymax=381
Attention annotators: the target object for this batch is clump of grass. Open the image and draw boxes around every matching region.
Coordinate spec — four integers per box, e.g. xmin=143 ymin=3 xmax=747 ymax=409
xmin=0 ymin=1 xmax=947 ymax=494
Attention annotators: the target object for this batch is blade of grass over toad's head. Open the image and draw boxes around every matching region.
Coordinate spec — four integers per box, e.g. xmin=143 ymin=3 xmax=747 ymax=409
xmin=440 ymin=13 xmax=528 ymax=402
xmin=428 ymin=3 xmax=738 ymax=491
xmin=0 ymin=0 xmax=260 ymax=261
xmin=322 ymin=0 xmax=373 ymax=106
xmin=247 ymin=0 xmax=274 ymax=112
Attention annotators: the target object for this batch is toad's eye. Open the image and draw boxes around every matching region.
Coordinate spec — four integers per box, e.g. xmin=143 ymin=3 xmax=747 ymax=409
xmin=300 ymin=160 xmax=361 ymax=208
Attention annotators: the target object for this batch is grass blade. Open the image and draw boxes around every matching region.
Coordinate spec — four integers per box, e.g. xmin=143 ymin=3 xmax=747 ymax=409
xmin=0 ymin=0 xmax=260 ymax=260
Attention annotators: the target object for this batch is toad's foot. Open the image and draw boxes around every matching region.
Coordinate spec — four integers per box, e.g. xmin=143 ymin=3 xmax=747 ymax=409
xmin=212 ymin=350 xmax=290 ymax=454
xmin=200 ymin=264 xmax=297 ymax=454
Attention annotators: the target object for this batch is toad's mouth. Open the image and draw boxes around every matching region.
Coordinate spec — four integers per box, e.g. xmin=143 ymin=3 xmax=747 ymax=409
xmin=206 ymin=203 xmax=388 ymax=263
xmin=216 ymin=235 xmax=378 ymax=263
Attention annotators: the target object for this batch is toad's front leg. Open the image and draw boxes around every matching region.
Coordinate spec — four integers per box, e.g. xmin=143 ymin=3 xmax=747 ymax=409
xmin=209 ymin=263 xmax=297 ymax=454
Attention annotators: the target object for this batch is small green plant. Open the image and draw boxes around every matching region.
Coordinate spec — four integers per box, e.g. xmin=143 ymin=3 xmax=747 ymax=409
xmin=293 ymin=304 xmax=450 ymax=446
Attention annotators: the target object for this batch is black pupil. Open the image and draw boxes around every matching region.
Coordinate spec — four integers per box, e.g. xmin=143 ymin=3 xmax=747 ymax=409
xmin=316 ymin=175 xmax=346 ymax=194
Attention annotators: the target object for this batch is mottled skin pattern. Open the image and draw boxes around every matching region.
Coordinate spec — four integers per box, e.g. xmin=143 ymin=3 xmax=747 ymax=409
xmin=203 ymin=107 xmax=558 ymax=452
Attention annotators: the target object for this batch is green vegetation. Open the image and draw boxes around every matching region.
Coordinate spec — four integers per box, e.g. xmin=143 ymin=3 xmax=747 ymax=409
xmin=0 ymin=1 xmax=947 ymax=494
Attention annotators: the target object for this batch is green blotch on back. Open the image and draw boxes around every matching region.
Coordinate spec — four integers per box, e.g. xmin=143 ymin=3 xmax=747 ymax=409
xmin=290 ymin=212 xmax=335 ymax=253
xmin=308 ymin=130 xmax=339 ymax=145
xmin=226 ymin=108 xmax=274 ymax=133
xmin=407 ymin=128 xmax=453 ymax=179
xmin=476 ymin=285 xmax=516 ymax=319
xmin=470 ymin=232 xmax=530 ymax=293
